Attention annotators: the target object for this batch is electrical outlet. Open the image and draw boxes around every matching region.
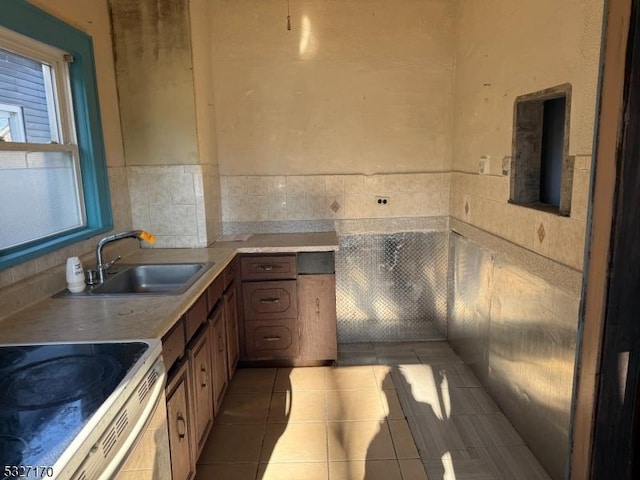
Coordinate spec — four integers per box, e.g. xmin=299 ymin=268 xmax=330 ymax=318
xmin=375 ymin=196 xmax=390 ymax=205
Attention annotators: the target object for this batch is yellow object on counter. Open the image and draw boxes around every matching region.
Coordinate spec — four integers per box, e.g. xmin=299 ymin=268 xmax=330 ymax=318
xmin=140 ymin=231 xmax=156 ymax=244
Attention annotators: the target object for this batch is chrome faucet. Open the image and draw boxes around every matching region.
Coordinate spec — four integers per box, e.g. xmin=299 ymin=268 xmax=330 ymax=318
xmin=95 ymin=230 xmax=155 ymax=283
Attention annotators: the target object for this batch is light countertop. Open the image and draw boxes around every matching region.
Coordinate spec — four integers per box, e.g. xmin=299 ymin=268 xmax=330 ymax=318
xmin=0 ymin=232 xmax=338 ymax=344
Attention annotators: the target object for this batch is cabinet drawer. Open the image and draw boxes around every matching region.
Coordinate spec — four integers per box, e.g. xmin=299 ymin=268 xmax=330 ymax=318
xmin=240 ymin=255 xmax=297 ymax=281
xmin=206 ymin=273 xmax=224 ymax=312
xmin=185 ymin=293 xmax=208 ymax=343
xmin=223 ymin=259 xmax=236 ymax=290
xmin=246 ymin=321 xmax=299 ymax=359
xmin=242 ymin=280 xmax=298 ymax=321
xmin=162 ymin=318 xmax=186 ymax=372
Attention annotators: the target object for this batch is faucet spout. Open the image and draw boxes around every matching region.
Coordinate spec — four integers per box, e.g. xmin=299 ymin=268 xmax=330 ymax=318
xmin=95 ymin=230 xmax=156 ymax=283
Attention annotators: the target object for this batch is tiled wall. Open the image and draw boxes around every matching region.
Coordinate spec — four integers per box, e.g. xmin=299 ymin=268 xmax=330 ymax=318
xmin=220 ymin=173 xmax=450 ymax=223
xmin=128 ymin=164 xmax=222 ymax=248
xmin=449 ymin=156 xmax=591 ymax=271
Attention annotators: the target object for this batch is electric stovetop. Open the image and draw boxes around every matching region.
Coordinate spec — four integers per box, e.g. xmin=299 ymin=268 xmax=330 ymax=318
xmin=0 ymin=341 xmax=149 ymax=478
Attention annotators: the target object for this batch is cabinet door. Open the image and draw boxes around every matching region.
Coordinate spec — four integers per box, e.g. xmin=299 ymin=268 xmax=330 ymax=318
xmin=210 ymin=305 xmax=228 ymax=411
xmin=298 ymin=275 xmax=337 ymax=362
xmin=166 ymin=360 xmax=195 ymax=480
xmin=224 ymin=286 xmax=239 ymax=379
xmin=187 ymin=322 xmax=214 ymax=457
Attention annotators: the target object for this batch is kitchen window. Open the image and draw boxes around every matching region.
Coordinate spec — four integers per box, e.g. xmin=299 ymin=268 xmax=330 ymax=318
xmin=0 ymin=1 xmax=112 ymax=270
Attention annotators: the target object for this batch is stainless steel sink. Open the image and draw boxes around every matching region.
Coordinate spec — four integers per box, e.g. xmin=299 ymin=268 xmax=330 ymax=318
xmin=89 ymin=263 xmax=211 ymax=295
xmin=54 ymin=262 xmax=213 ymax=297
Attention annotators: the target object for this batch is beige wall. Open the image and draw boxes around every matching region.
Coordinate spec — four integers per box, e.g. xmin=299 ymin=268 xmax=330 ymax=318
xmin=211 ymin=0 xmax=456 ymax=176
xmin=449 ymin=0 xmax=603 ymax=271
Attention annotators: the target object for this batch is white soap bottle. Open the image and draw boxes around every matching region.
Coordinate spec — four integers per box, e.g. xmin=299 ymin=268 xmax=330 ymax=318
xmin=66 ymin=256 xmax=86 ymax=293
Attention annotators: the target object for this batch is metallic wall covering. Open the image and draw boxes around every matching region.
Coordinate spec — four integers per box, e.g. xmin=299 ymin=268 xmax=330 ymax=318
xmin=336 ymin=231 xmax=449 ymax=342
xmin=448 ymin=233 xmax=579 ymax=480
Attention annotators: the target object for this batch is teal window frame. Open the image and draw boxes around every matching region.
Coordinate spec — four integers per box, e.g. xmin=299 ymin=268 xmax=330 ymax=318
xmin=0 ymin=0 xmax=113 ymax=270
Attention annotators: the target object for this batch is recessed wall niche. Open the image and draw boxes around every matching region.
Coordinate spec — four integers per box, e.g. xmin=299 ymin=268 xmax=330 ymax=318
xmin=510 ymin=84 xmax=573 ymax=216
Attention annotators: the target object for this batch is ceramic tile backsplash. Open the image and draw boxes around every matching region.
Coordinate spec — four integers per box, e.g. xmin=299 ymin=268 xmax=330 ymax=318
xmin=450 ymin=171 xmax=589 ymax=270
xmin=128 ymin=164 xmax=221 ymax=247
xmin=221 ymin=173 xmax=449 ymax=224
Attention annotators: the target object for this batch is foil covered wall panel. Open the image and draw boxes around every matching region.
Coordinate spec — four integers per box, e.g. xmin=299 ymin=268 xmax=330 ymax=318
xmin=448 ymin=234 xmax=579 ymax=480
xmin=336 ymin=232 xmax=448 ymax=342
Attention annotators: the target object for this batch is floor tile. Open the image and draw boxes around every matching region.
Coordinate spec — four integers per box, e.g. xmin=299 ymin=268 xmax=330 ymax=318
xmin=388 ymin=419 xmax=420 ymax=459
xmin=268 ymin=390 xmax=326 ymax=422
xmin=329 ymin=460 xmax=403 ymax=480
xmin=371 ymin=365 xmax=395 ymax=390
xmin=428 ymin=363 xmax=482 ymax=388
xmin=274 ymin=366 xmax=329 ymax=391
xmin=338 ymin=352 xmax=380 ymax=365
xmin=327 ymin=389 xmax=386 ymax=421
xmin=261 ymin=422 xmax=328 ymax=462
xmin=447 ymin=387 xmax=500 ymax=415
xmin=328 ymin=420 xmax=395 ymax=461
xmin=195 ymin=342 xmax=550 ymax=480
xmin=424 ymin=452 xmax=499 ymax=480
xmin=469 ymin=446 xmax=551 ymax=480
xmin=257 ymin=462 xmax=329 ymax=480
xmin=377 ymin=353 xmax=422 ymax=365
xmin=452 ymin=414 xmax=526 ymax=448
xmin=326 ymin=365 xmax=379 ymax=390
xmin=380 ymin=389 xmax=405 ymax=420
xmin=398 ymin=458 xmax=429 ymax=480
xmin=194 ymin=463 xmax=258 ymax=480
xmin=215 ymin=392 xmax=271 ymax=424
xmin=407 ymin=414 xmax=466 ymax=460
xmin=198 ymin=423 xmax=265 ymax=463
xmin=227 ymin=368 xmax=277 ymax=393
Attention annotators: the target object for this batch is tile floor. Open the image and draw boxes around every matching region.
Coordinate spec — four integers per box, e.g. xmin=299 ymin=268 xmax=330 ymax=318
xmin=196 ymin=342 xmax=551 ymax=480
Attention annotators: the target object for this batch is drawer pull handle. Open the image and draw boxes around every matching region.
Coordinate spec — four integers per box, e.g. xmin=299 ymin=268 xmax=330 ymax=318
xmin=177 ymin=413 xmax=187 ymax=439
xmin=200 ymin=364 xmax=208 ymax=388
xmin=263 ymin=336 xmax=281 ymax=341
xmin=259 ymin=297 xmax=280 ymax=304
xmin=256 ymin=264 xmax=281 ymax=271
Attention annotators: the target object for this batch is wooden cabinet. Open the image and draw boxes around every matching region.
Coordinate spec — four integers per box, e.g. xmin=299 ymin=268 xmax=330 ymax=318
xmin=162 ymin=258 xmax=240 ymax=477
xmin=187 ymin=322 xmax=214 ymax=457
xmin=298 ymin=274 xmax=337 ymax=362
xmin=238 ymin=252 xmax=337 ymax=365
xmin=210 ymin=304 xmax=228 ymax=411
xmin=166 ymin=359 xmax=195 ymax=480
xmin=224 ymin=286 xmax=239 ymax=379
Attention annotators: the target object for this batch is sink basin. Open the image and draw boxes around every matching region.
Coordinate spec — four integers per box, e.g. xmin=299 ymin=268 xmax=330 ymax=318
xmin=88 ymin=263 xmax=212 ymax=296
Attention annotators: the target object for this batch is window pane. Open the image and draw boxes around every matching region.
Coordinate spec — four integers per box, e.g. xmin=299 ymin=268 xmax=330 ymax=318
xmin=0 ymin=47 xmax=60 ymax=144
xmin=0 ymin=150 xmax=85 ymax=250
